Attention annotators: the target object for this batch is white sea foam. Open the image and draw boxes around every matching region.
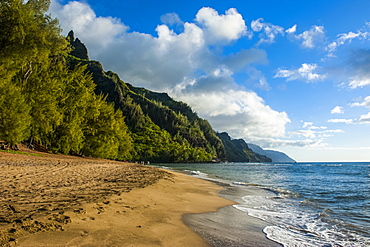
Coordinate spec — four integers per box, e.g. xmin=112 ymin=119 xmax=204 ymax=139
xmin=233 ymin=194 xmax=370 ymax=247
xmin=321 ymin=164 xmax=343 ymax=167
xmin=188 ymin=170 xmax=209 ymax=178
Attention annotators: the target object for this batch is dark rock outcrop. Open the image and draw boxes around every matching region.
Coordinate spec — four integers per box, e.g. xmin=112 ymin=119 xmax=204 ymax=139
xmin=67 ymin=30 xmax=89 ymax=60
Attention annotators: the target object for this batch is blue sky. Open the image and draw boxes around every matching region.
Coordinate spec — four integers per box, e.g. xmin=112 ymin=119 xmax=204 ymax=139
xmin=49 ymin=0 xmax=370 ymax=162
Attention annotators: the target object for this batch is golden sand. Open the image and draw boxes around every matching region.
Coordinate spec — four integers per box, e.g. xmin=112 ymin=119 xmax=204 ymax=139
xmin=0 ymin=151 xmax=233 ymax=246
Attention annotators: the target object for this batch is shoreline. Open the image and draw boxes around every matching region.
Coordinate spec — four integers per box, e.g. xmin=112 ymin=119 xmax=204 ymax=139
xmin=0 ymin=150 xmax=278 ymax=246
xmin=183 ymin=181 xmax=282 ymax=247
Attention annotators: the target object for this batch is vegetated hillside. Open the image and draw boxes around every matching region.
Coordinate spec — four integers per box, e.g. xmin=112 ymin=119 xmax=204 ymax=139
xmin=68 ymin=31 xmax=226 ymax=163
xmin=248 ymin=143 xmax=296 ymax=163
xmin=216 ymin=132 xmax=271 ymax=162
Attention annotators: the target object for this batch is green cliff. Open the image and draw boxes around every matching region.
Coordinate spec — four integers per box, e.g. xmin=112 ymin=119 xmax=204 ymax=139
xmin=217 ymin=132 xmax=271 ymax=162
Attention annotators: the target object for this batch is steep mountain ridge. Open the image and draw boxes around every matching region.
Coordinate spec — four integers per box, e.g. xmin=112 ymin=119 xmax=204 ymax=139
xmin=217 ymin=132 xmax=271 ymax=162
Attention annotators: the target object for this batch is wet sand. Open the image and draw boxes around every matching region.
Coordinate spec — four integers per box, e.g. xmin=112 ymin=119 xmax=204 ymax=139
xmin=183 ymin=183 xmax=282 ymax=246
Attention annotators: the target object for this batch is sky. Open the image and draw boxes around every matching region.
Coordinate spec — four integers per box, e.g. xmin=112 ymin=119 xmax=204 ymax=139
xmin=48 ymin=0 xmax=370 ymax=162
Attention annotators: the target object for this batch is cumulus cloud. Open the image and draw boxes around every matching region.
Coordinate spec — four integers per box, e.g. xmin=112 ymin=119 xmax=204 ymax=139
xmin=195 ymin=7 xmax=247 ymax=44
xmin=289 ymin=25 xmax=326 ymax=49
xmin=359 ymin=112 xmax=370 ymax=124
xmin=286 ymin=24 xmax=297 ymax=34
xmin=350 ymin=96 xmax=370 ymax=124
xmin=49 ymin=0 xmax=128 ymax=49
xmin=331 ymin=106 xmax=344 ymax=114
xmin=274 ymin=63 xmax=327 ymax=82
xmin=349 ymin=77 xmax=370 ymax=88
xmin=329 ymin=98 xmax=370 ymax=124
xmin=350 ymin=96 xmax=370 ymax=109
xmin=172 ymin=90 xmax=291 ymax=141
xmin=251 ymin=18 xmax=285 ymax=45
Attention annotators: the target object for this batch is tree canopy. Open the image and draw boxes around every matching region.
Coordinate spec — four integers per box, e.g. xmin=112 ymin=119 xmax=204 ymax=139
xmin=0 ymin=0 xmax=133 ymax=159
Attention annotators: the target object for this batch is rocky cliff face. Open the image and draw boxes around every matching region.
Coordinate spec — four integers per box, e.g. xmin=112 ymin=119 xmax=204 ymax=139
xmin=67 ymin=31 xmax=89 ymax=60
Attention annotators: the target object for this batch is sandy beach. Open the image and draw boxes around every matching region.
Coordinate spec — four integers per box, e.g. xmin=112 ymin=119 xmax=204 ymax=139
xmin=0 ymin=149 xmax=278 ymax=246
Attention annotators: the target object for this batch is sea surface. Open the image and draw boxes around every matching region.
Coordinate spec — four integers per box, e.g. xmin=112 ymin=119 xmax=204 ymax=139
xmin=158 ymin=162 xmax=370 ymax=247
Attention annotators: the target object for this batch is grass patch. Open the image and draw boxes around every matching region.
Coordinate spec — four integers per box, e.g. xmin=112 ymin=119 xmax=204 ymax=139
xmin=0 ymin=150 xmax=44 ymax=157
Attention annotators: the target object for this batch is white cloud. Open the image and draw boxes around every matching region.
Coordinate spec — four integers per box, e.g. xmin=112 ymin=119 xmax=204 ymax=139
xmin=290 ymin=25 xmax=326 ymax=49
xmin=292 ymin=129 xmax=316 ymax=138
xmin=172 ymin=90 xmax=291 ymax=140
xmin=160 ymin=13 xmax=184 ymax=26
xmin=302 ymin=122 xmax=313 ymax=128
xmin=327 ymin=31 xmax=368 ymax=54
xmin=359 ymin=112 xmax=370 ymax=124
xmin=254 ymin=137 xmax=327 ymax=149
xmin=350 ymin=96 xmax=370 ymax=109
xmin=310 ymin=126 xmax=328 ymax=130
xmin=286 ymin=24 xmax=297 ymax=34
xmin=328 ymin=119 xmax=355 ymax=124
xmin=251 ymin=18 xmax=284 ymax=45
xmin=325 ymin=129 xmax=345 ymax=133
xmin=275 ymin=63 xmax=326 ymax=82
xmin=49 ymin=0 xmax=128 ymax=48
xmin=292 ymin=123 xmax=342 ymax=139
xmin=349 ymin=77 xmax=370 ymax=88
xmin=331 ymin=106 xmax=344 ymax=114
xmin=302 ymin=122 xmax=327 ymax=130
xmin=195 ymin=7 xmax=247 ymax=44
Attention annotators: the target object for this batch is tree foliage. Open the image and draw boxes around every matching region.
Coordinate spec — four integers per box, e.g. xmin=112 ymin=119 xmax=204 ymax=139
xmin=0 ymin=82 xmax=31 ymax=145
xmin=0 ymin=0 xmax=133 ymax=159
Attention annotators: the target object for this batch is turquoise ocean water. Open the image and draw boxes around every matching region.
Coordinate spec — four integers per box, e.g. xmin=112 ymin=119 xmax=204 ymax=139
xmin=158 ymin=162 xmax=370 ymax=247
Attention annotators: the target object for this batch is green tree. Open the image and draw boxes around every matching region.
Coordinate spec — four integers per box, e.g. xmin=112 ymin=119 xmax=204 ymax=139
xmin=48 ymin=64 xmax=95 ymax=154
xmin=0 ymin=82 xmax=31 ymax=145
xmin=0 ymin=0 xmax=67 ymax=82
xmin=0 ymin=0 xmax=67 ymax=146
xmin=82 ymin=96 xmax=133 ymax=160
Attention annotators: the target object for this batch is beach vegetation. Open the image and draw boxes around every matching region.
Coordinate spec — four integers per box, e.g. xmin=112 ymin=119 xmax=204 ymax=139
xmin=0 ymin=149 xmax=44 ymax=156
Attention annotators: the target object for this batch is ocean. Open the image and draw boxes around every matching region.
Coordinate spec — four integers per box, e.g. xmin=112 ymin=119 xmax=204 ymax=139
xmin=158 ymin=162 xmax=370 ymax=247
